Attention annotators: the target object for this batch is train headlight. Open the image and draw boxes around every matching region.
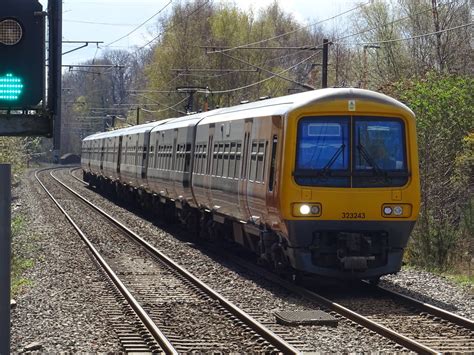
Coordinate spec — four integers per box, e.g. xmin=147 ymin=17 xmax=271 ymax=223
xmin=383 ymin=206 xmax=393 ymax=215
xmin=382 ymin=204 xmax=412 ymax=218
xmin=293 ymin=203 xmax=322 ymax=217
xmin=300 ymin=204 xmax=311 ymax=215
xmin=393 ymin=206 xmax=403 ymax=216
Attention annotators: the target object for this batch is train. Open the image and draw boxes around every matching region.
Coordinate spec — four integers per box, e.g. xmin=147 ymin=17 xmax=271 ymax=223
xmin=81 ymin=88 xmax=420 ymax=282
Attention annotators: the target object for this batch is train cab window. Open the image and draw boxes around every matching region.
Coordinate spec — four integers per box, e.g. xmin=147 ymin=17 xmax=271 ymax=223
xmin=294 ymin=116 xmax=350 ymax=187
xmin=353 ymin=118 xmax=408 ymax=187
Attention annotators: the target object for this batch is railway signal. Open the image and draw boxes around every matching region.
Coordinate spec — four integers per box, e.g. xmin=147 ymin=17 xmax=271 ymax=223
xmin=0 ymin=0 xmax=45 ymax=109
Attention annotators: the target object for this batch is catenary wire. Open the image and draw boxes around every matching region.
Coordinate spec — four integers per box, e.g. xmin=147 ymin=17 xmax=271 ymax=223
xmin=136 ymin=0 xmax=210 ymax=51
xmin=208 ymin=1 xmax=371 ymax=54
xmin=105 ymin=0 xmax=173 ymax=47
xmin=355 ymin=22 xmax=473 ymax=45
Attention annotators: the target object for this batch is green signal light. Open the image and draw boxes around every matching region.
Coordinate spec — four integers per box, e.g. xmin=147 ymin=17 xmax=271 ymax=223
xmin=0 ymin=73 xmax=24 ymax=101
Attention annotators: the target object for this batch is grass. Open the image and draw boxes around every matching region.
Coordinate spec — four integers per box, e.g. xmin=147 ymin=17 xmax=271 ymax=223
xmin=10 ymin=215 xmax=36 ymax=297
xmin=447 ymin=273 xmax=474 ymax=287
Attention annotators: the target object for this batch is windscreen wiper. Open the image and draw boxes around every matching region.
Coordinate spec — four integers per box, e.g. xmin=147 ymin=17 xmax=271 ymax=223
xmin=321 ymin=144 xmax=345 ymax=174
xmin=356 ymin=143 xmax=387 ymax=178
xmin=293 ymin=144 xmax=346 ymax=178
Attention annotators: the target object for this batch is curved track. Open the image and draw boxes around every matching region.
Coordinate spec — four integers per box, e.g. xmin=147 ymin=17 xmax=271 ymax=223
xmin=68 ymin=166 xmax=474 ymax=353
xmin=37 ymin=167 xmax=300 ymax=353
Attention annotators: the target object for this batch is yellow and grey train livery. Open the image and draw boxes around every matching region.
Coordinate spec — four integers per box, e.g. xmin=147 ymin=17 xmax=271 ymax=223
xmin=81 ymin=88 xmax=420 ymax=281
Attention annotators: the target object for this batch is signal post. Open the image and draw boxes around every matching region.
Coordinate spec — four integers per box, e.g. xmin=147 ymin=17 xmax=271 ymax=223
xmin=0 ymin=0 xmax=61 ymax=351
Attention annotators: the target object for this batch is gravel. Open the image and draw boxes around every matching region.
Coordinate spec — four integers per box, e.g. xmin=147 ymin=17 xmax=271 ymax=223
xmin=10 ymin=169 xmax=123 ymax=353
xmin=381 ymin=269 xmax=473 ymax=319
xmin=63 ymin=169 xmax=407 ymax=352
xmin=11 ymin=166 xmax=473 ymax=352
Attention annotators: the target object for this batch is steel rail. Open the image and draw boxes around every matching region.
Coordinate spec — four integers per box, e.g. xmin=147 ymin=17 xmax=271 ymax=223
xmin=372 ymin=283 xmax=474 ymax=330
xmin=53 ymin=168 xmax=300 ymax=354
xmin=211 ymin=249 xmax=441 ymax=354
xmin=68 ymin=167 xmax=88 ymax=185
xmin=35 ymin=168 xmax=178 ymax=355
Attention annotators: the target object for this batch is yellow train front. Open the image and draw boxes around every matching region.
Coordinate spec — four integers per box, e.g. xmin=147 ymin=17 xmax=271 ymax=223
xmin=276 ymin=89 xmax=420 ymax=280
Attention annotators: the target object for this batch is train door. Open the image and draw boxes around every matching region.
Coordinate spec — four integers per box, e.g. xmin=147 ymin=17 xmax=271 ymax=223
xmin=99 ymin=139 xmax=105 ymax=171
xmin=117 ymin=136 xmax=123 ymax=174
xmin=205 ymin=125 xmax=215 ymax=206
xmin=265 ymin=116 xmax=283 ymax=214
xmin=238 ymin=119 xmax=253 ymax=221
xmin=141 ymin=131 xmax=151 ymax=179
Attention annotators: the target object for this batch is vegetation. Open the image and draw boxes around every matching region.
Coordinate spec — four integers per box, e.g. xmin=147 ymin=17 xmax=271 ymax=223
xmin=1 ymin=0 xmax=471 ymax=276
xmin=392 ymin=74 xmax=473 ymax=272
xmin=11 ymin=216 xmax=35 ymax=297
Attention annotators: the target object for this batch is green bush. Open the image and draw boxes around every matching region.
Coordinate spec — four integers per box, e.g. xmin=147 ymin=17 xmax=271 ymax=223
xmin=391 ymin=73 xmax=473 ymax=270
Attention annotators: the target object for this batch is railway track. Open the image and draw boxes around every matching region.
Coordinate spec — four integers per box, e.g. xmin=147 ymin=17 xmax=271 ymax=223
xmin=208 ymin=247 xmax=474 ymax=354
xmin=36 ymin=168 xmax=300 ymax=353
xmin=340 ymin=283 xmax=474 ymax=353
xmin=68 ymin=166 xmax=474 ymax=353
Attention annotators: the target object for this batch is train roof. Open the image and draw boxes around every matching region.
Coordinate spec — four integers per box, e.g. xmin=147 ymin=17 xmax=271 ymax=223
xmin=198 ymin=88 xmax=413 ymax=124
xmin=82 ymin=88 xmax=413 ymax=142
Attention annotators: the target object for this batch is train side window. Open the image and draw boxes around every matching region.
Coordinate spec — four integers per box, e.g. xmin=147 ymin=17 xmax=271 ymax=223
xmin=176 ymin=144 xmax=180 ymax=171
xmin=168 ymin=145 xmax=173 ymax=171
xmin=202 ymin=144 xmax=207 ymax=174
xmin=256 ymin=141 xmax=267 ymax=182
xmin=219 ymin=143 xmax=225 ymax=177
xmin=142 ymin=145 xmax=147 ymax=165
xmin=160 ymin=145 xmax=165 ymax=170
xmin=201 ymin=144 xmax=205 ymax=174
xmin=229 ymin=142 xmax=236 ymax=178
xmin=193 ymin=144 xmax=199 ymax=173
xmin=124 ymin=143 xmax=128 ymax=164
xmin=149 ymin=145 xmax=154 ymax=168
xmin=213 ymin=144 xmax=218 ymax=176
xmin=184 ymin=143 xmax=191 ymax=172
xmin=200 ymin=144 xmax=205 ymax=174
xmin=135 ymin=142 xmax=139 ymax=166
xmin=223 ymin=143 xmax=230 ymax=178
xmin=164 ymin=145 xmax=168 ymax=170
xmin=160 ymin=145 xmax=164 ymax=170
xmin=249 ymin=142 xmax=258 ymax=181
xmin=235 ymin=143 xmax=242 ymax=179
xmin=158 ymin=145 xmax=161 ymax=169
xmin=199 ymin=144 xmax=204 ymax=174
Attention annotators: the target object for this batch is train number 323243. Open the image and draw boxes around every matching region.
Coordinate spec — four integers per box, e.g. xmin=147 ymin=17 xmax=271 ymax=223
xmin=342 ymin=212 xmax=366 ymax=219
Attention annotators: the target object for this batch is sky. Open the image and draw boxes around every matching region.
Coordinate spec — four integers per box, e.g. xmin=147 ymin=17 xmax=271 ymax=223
xmin=37 ymin=0 xmax=361 ymax=65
